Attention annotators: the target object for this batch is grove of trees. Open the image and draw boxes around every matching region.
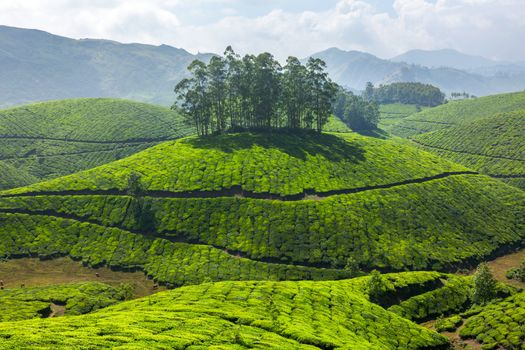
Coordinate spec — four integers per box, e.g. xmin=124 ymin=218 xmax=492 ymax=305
xmin=174 ymin=47 xmax=338 ymax=136
xmin=333 ymin=88 xmax=380 ymax=130
xmin=365 ymin=82 xmax=446 ymax=107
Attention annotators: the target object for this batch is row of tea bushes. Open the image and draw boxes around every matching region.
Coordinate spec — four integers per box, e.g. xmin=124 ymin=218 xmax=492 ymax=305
xmin=0 ymin=282 xmax=129 ymax=321
xmin=0 ymin=277 xmax=450 ymax=349
xmin=0 ymin=213 xmax=351 ymax=286
xmin=4 ymin=132 xmax=467 ymax=196
xmin=2 ymin=174 xmax=522 ymax=272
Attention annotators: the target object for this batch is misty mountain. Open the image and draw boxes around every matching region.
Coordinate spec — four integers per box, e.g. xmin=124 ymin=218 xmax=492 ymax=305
xmin=0 ymin=25 xmax=213 ymax=109
xmin=310 ymin=48 xmax=525 ymax=96
xmin=391 ymin=49 xmax=500 ymax=71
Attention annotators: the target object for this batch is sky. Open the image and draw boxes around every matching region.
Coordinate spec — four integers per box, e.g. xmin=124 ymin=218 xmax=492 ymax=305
xmin=0 ymin=0 xmax=524 ymax=61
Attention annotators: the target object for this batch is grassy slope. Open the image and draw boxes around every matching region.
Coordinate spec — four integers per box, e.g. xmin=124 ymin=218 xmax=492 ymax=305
xmin=0 ymin=272 xmax=451 ymax=349
xmin=0 ymin=98 xmax=194 ymax=185
xmin=0 ymin=282 xmax=128 ymax=322
xmin=4 ymin=132 xmax=469 ymax=196
xmin=459 ymin=292 xmax=525 ymax=349
xmin=379 ymin=103 xmax=429 ymax=132
xmin=0 ymin=133 xmax=523 ymax=280
xmin=391 ymin=91 xmax=525 ymax=137
xmin=412 ymin=111 xmax=525 ymax=189
xmin=323 ymin=114 xmax=351 ymax=133
xmin=0 ymin=161 xmax=36 ymax=190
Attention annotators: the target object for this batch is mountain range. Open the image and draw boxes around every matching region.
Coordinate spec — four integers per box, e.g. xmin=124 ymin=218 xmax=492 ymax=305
xmin=1 ymin=25 xmax=525 ymax=108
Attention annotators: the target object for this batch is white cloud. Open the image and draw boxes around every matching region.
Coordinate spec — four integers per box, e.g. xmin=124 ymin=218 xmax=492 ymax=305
xmin=0 ymin=0 xmax=523 ymax=61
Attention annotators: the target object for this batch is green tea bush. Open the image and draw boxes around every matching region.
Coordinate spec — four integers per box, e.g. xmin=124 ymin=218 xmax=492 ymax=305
xmin=459 ymin=292 xmax=525 ymax=349
xmin=0 ymin=98 xmax=194 ymax=187
xmin=0 ymin=277 xmax=450 ymax=349
xmin=0 ymin=282 xmax=128 ymax=321
xmin=391 ymin=91 xmax=525 ymax=137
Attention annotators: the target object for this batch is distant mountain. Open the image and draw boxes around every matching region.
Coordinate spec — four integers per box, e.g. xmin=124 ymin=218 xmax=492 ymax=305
xmin=391 ymin=49 xmax=500 ymax=70
xmin=0 ymin=25 xmax=213 ymax=108
xmin=309 ymin=48 xmax=525 ymax=96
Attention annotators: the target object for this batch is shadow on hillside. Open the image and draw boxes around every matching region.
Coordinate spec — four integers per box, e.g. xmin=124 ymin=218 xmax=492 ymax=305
xmin=185 ymin=130 xmax=366 ymax=163
xmin=355 ymin=128 xmax=389 ymax=140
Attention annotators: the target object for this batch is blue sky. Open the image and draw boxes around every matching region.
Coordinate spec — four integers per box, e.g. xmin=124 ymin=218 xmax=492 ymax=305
xmin=0 ymin=0 xmax=523 ymax=61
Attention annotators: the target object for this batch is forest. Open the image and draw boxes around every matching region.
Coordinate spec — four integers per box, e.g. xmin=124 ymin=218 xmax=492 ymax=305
xmin=174 ymin=47 xmax=338 ymax=135
xmin=365 ymin=82 xmax=446 ymax=107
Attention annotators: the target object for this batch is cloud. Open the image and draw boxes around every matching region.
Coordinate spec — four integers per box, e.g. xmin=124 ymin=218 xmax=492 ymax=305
xmin=0 ymin=0 xmax=523 ymax=61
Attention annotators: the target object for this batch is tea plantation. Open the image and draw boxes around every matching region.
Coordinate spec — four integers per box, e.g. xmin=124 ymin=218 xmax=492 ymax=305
xmin=459 ymin=292 xmax=525 ymax=349
xmin=0 ymin=282 xmax=130 ymax=322
xmin=0 ymin=162 xmax=36 ymax=190
xmin=0 ymin=98 xmax=194 ymax=186
xmin=378 ymin=103 xmax=427 ymax=132
xmin=391 ymin=91 xmax=525 ymax=137
xmin=411 ymin=111 xmax=525 ymax=189
xmin=0 ymin=273 xmax=455 ymax=349
xmin=0 ymin=132 xmax=523 ymax=277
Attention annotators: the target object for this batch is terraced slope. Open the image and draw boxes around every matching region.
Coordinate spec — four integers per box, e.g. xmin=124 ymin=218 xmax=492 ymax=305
xmin=379 ymin=103 xmax=428 ymax=132
xmin=391 ymin=91 xmax=525 ymax=137
xmin=0 ymin=132 xmax=523 ymax=285
xmin=0 ymin=162 xmax=36 ymax=190
xmin=0 ymin=272 xmax=452 ymax=349
xmin=412 ymin=111 xmax=525 ymax=189
xmin=459 ymin=292 xmax=525 ymax=349
xmin=0 ymin=282 xmax=130 ymax=322
xmin=0 ymin=98 xmax=194 ymax=186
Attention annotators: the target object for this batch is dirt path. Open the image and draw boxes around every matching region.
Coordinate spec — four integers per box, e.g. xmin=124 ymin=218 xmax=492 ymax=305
xmin=0 ymin=257 xmax=165 ymax=298
xmin=484 ymin=248 xmax=525 ymax=289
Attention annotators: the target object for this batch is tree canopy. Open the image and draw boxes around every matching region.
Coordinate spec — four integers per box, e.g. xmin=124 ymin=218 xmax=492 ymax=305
xmin=174 ymin=47 xmax=337 ymax=136
xmin=366 ymin=82 xmax=445 ymax=107
xmin=333 ymin=89 xmax=380 ymax=131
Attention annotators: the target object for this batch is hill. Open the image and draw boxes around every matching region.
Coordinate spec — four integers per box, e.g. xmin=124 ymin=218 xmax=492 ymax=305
xmin=378 ymin=103 xmax=429 ymax=132
xmin=0 ymin=132 xmax=523 ymax=286
xmin=0 ymin=272 xmax=457 ymax=349
xmin=411 ymin=111 xmax=525 ymax=189
xmin=391 ymin=91 xmax=525 ymax=138
xmin=0 ymin=98 xmax=194 ymax=187
xmin=0 ymin=162 xmax=36 ymax=190
xmin=0 ymin=25 xmax=213 ymax=108
xmin=309 ymin=48 xmax=525 ymax=96
xmin=391 ymin=49 xmax=500 ymax=71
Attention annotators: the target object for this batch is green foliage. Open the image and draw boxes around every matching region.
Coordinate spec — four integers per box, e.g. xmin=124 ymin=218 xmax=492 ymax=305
xmin=367 ymin=270 xmax=392 ymax=303
xmin=323 ymin=115 xmax=351 ymax=133
xmin=412 ymin=111 xmax=525 ymax=189
xmin=0 ymin=282 xmax=127 ymax=322
xmin=4 ymin=132 xmax=468 ymax=196
xmin=0 ymin=162 xmax=37 ymax=191
xmin=459 ymin=292 xmax=525 ymax=349
xmin=0 ymin=133 xmax=523 ymax=274
xmin=0 ymin=276 xmax=450 ymax=349
xmin=0 ymin=213 xmax=351 ymax=286
xmin=435 ymin=315 xmax=463 ymax=332
xmin=471 ymin=263 xmax=497 ymax=305
xmin=391 ymin=90 xmax=525 ymax=137
xmin=0 ymin=98 xmax=194 ymax=188
xmin=368 ymin=82 xmax=445 ymax=107
xmin=334 ymin=89 xmax=380 ymax=130
xmin=506 ymin=259 xmax=525 ymax=282
xmin=388 ymin=276 xmax=472 ymax=321
xmin=378 ymin=103 xmax=428 ymax=132
xmin=175 ymin=47 xmax=337 ymax=135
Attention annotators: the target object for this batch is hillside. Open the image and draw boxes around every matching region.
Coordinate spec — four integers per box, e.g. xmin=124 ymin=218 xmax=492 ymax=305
xmin=0 ymin=98 xmax=194 ymax=187
xmin=378 ymin=103 xmax=429 ymax=132
xmin=0 ymin=162 xmax=36 ymax=190
xmin=391 ymin=91 xmax=525 ymax=137
xmin=391 ymin=49 xmax=500 ymax=71
xmin=0 ymin=25 xmax=213 ymax=108
xmin=0 ymin=132 xmax=523 ymax=285
xmin=0 ymin=272 xmax=456 ymax=349
xmin=412 ymin=111 xmax=525 ymax=189
xmin=309 ymin=48 xmax=525 ymax=96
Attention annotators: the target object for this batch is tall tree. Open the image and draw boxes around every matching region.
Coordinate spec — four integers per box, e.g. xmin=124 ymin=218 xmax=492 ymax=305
xmin=207 ymin=56 xmax=227 ymax=133
xmin=307 ymin=58 xmax=337 ymax=132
